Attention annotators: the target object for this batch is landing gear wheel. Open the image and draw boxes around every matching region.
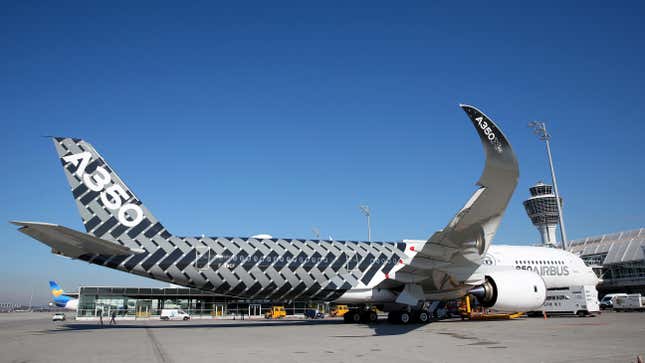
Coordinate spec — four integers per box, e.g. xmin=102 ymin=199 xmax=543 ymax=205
xmin=399 ymin=311 xmax=411 ymax=324
xmin=417 ymin=311 xmax=430 ymax=324
xmin=343 ymin=310 xmax=361 ymax=323
xmin=361 ymin=310 xmax=378 ymax=324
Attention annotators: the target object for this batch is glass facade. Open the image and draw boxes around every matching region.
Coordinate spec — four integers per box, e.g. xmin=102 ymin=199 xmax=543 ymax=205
xmin=77 ymin=286 xmax=328 ymax=318
xmin=568 ymin=228 xmax=645 ymax=295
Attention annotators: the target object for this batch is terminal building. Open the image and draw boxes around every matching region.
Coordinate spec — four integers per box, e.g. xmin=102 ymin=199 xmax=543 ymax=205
xmin=568 ymin=228 xmax=645 ymax=295
xmin=76 ymin=285 xmax=323 ymax=319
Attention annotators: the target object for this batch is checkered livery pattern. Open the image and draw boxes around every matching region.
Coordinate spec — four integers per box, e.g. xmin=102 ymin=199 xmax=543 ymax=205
xmin=53 ymin=138 xmax=406 ymax=301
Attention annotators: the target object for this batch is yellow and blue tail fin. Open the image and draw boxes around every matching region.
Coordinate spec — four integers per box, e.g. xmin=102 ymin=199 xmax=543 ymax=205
xmin=49 ymin=280 xmax=70 ymax=306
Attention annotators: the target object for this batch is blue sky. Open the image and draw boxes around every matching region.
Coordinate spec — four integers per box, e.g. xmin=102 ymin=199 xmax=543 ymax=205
xmin=1 ymin=1 xmax=644 ymax=304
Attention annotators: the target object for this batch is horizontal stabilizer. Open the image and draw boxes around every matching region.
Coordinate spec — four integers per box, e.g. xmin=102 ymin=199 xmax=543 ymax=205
xmin=12 ymin=221 xmax=141 ymax=258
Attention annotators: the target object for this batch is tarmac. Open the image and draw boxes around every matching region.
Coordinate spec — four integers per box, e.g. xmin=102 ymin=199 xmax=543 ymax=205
xmin=1 ymin=311 xmax=644 ymax=363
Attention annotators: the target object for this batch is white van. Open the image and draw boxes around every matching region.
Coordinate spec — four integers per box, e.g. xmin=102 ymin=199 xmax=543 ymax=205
xmin=599 ymin=293 xmax=627 ymax=310
xmin=160 ymin=309 xmax=191 ymax=321
xmin=613 ymin=294 xmax=645 ymax=311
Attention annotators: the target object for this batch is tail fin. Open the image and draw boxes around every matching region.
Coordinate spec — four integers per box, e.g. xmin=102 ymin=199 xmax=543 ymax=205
xmin=50 ymin=280 xmax=64 ymax=299
xmin=52 ymin=137 xmax=170 ymax=243
xmin=49 ymin=280 xmax=72 ymax=307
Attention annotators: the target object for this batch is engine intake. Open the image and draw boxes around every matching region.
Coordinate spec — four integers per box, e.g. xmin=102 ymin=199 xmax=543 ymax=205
xmin=470 ymin=270 xmax=546 ymax=311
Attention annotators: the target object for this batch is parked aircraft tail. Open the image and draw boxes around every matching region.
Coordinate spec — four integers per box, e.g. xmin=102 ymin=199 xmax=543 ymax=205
xmin=49 ymin=280 xmax=79 ymax=310
xmin=50 ymin=280 xmax=69 ymax=306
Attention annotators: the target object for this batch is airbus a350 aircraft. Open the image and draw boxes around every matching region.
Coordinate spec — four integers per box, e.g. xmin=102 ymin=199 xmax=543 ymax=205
xmin=13 ymin=104 xmax=549 ymax=324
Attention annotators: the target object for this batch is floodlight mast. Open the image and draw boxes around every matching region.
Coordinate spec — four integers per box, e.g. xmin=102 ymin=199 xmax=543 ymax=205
xmin=359 ymin=205 xmax=371 ymax=242
xmin=529 ymin=121 xmax=568 ymax=250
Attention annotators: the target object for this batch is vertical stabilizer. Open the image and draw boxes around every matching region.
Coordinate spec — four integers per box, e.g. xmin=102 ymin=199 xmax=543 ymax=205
xmin=52 ymin=137 xmax=171 ymax=245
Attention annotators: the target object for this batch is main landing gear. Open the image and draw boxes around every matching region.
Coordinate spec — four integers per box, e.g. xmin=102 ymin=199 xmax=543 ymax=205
xmin=343 ymin=309 xmax=378 ymax=324
xmin=387 ymin=309 xmax=431 ymax=324
xmin=343 ymin=308 xmax=432 ymax=324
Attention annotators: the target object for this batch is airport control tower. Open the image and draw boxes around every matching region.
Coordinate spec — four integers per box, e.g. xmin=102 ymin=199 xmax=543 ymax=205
xmin=523 ymin=181 xmax=562 ymax=246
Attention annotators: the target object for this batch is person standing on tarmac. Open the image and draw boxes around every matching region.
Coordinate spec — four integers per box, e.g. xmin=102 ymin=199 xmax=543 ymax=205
xmin=97 ymin=309 xmax=104 ymax=327
xmin=110 ymin=310 xmax=117 ymax=325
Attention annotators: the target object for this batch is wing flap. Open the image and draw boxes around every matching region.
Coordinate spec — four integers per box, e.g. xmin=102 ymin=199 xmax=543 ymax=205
xmin=11 ymin=221 xmax=139 ymax=258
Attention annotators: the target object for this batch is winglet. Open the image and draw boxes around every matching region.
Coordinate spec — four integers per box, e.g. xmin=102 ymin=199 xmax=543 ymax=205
xmin=459 ymin=104 xmax=519 ymax=188
xmin=422 ymin=105 xmax=520 ymax=268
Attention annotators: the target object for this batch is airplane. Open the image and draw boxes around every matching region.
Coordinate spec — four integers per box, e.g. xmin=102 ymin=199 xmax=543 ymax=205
xmin=49 ymin=281 xmax=78 ymax=310
xmin=13 ymin=104 xmax=548 ymax=324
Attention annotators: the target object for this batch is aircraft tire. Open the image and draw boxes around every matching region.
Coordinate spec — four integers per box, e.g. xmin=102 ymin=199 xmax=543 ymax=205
xmin=344 ymin=310 xmax=361 ymax=324
xmin=417 ymin=311 xmax=430 ymax=324
xmin=360 ymin=310 xmax=378 ymax=324
xmin=399 ymin=311 xmax=411 ymax=324
xmin=387 ymin=311 xmax=412 ymax=324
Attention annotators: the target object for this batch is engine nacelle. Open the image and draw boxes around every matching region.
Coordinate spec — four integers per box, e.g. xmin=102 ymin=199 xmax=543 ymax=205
xmin=470 ymin=270 xmax=546 ymax=311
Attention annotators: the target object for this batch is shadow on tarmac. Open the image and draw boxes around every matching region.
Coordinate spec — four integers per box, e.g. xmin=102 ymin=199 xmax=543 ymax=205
xmin=49 ymin=319 xmax=426 ymax=336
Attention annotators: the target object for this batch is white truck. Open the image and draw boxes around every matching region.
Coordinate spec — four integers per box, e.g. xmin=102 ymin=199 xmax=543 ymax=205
xmin=540 ymin=285 xmax=600 ymax=316
xmin=613 ymin=294 xmax=645 ymax=312
xmin=160 ymin=309 xmax=191 ymax=320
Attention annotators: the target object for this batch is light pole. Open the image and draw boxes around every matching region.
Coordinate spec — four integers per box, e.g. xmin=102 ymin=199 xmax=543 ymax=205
xmin=529 ymin=121 xmax=568 ymax=250
xmin=359 ymin=205 xmax=371 ymax=242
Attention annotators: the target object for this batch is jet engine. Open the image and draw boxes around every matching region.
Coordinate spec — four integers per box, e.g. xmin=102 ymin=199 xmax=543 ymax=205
xmin=470 ymin=270 xmax=546 ymax=311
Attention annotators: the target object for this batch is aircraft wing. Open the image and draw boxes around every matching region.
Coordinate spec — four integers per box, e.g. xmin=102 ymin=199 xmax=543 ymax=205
xmin=12 ymin=221 xmax=141 ymax=258
xmin=394 ymin=105 xmax=519 ymax=297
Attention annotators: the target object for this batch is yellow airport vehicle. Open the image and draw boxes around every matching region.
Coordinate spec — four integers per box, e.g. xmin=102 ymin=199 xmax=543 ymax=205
xmin=330 ymin=305 xmax=349 ymax=317
xmin=459 ymin=295 xmax=524 ymax=320
xmin=264 ymin=306 xmax=286 ymax=319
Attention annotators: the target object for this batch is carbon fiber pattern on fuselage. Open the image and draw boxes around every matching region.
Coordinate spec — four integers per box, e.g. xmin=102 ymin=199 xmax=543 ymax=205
xmin=54 ymin=137 xmax=407 ymax=301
